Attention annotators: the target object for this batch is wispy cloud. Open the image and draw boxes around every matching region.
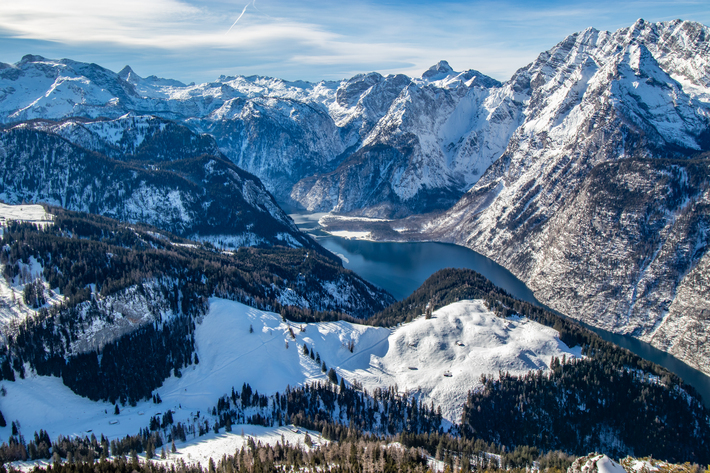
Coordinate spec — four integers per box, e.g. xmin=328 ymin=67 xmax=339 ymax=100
xmin=0 ymin=0 xmax=708 ymax=84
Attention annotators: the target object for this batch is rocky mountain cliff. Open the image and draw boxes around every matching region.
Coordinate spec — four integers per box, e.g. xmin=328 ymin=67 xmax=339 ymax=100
xmin=0 ymin=123 xmax=317 ymax=250
xmin=387 ymin=19 xmax=710 ymax=375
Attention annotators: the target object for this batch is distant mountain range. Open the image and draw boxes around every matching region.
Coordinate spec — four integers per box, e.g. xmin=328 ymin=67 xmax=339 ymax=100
xmin=0 ymin=18 xmax=709 ymax=378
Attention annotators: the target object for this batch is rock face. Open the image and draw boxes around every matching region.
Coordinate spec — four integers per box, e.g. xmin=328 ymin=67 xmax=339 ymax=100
xmin=414 ymin=20 xmax=710 ymax=375
xmin=0 ymin=56 xmax=506 ymax=216
xmin=291 ymin=65 xmax=510 ymax=217
xmin=0 ymin=124 xmax=316 ymax=250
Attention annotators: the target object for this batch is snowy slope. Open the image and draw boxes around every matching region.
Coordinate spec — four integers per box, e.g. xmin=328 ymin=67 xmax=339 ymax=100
xmin=387 ymin=20 xmax=710 ymax=375
xmin=0 ymin=55 xmax=509 ymax=215
xmin=342 ymin=300 xmax=580 ymax=421
xmin=0 ymin=204 xmax=57 ymax=328
xmin=0 ymin=298 xmax=578 ymax=445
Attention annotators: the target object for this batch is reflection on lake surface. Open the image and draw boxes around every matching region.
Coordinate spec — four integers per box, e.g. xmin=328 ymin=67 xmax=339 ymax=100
xmin=290 ymin=211 xmax=710 ymax=407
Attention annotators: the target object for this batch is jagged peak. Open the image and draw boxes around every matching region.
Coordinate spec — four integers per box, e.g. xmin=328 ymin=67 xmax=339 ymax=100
xmin=118 ymin=65 xmax=137 ymax=80
xmin=19 ymin=54 xmax=49 ymax=64
xmin=422 ymin=60 xmax=455 ymax=80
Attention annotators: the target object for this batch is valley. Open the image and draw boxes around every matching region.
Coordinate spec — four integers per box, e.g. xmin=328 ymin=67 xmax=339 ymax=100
xmin=308 ymin=211 xmax=710 ymax=408
xmin=0 ymin=16 xmax=709 ymax=471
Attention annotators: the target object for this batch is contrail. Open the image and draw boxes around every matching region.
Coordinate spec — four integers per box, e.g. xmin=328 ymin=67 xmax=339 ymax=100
xmin=251 ymin=0 xmax=274 ymax=19
xmin=227 ymin=2 xmax=251 ymax=33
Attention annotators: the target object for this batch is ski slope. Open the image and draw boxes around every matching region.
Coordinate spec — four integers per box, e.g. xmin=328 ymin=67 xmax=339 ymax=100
xmin=0 ymin=298 xmax=579 ymax=447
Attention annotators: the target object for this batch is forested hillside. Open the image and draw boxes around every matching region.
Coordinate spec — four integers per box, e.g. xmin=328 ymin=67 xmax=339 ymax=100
xmin=0 ymin=208 xmax=394 ymax=403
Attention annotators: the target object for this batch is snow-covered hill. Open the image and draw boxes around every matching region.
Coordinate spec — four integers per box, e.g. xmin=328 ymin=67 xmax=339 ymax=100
xmin=0 ymin=298 xmax=578 ymax=442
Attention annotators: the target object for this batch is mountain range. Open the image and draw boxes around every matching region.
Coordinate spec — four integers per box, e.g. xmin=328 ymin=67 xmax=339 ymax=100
xmin=348 ymin=19 xmax=710 ymax=376
xmin=0 ymin=17 xmax=709 ymax=466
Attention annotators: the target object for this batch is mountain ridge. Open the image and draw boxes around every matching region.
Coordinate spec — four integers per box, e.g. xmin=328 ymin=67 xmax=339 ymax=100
xmin=313 ymin=19 xmax=710 ymax=376
xmin=1 ymin=19 xmax=709 ymax=376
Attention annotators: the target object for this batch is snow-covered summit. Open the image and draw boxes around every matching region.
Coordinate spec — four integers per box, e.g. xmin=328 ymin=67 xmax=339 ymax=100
xmin=418 ymin=60 xmax=503 ymax=90
xmin=422 ymin=60 xmax=455 ymax=80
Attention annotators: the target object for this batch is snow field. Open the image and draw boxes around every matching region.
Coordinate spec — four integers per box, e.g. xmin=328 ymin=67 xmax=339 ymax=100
xmin=326 ymin=230 xmax=372 ymax=240
xmin=0 ymin=203 xmax=53 ymax=229
xmin=0 ymin=298 xmax=579 ymax=451
xmin=150 ymin=425 xmax=326 ymax=470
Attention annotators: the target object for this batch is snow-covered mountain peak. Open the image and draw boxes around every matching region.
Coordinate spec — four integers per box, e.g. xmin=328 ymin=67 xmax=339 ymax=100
xmin=18 ymin=54 xmax=50 ymax=65
xmin=422 ymin=60 xmax=455 ymax=80
xmin=417 ymin=60 xmax=502 ymax=90
xmin=118 ymin=65 xmax=137 ymax=81
xmin=117 ymin=65 xmax=187 ymax=90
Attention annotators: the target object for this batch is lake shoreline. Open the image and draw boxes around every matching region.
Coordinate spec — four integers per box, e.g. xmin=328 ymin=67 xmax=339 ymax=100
xmin=289 ymin=210 xmax=710 ymax=407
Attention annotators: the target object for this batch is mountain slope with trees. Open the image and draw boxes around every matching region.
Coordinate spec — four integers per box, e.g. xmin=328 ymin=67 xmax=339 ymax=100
xmin=0 ymin=125 xmax=314 ymax=250
xmin=0 ymin=207 xmax=394 ymax=403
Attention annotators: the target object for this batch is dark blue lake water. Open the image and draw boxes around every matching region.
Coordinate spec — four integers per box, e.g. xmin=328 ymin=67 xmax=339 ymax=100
xmin=291 ymin=211 xmax=710 ymax=406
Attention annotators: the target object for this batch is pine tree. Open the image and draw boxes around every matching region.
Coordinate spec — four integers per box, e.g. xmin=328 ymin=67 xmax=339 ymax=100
xmin=327 ymin=368 xmax=338 ymax=384
xmin=0 ymin=409 xmax=5 ymax=427
xmin=114 ymin=404 xmax=120 ymax=415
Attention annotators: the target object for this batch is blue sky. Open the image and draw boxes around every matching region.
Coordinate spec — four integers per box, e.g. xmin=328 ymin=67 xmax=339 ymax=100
xmin=0 ymin=0 xmax=708 ymax=84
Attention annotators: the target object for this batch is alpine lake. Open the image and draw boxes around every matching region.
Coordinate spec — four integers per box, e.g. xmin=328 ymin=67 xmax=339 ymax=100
xmin=290 ymin=211 xmax=710 ymax=407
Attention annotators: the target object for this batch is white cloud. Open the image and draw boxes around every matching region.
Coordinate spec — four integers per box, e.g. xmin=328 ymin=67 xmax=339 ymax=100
xmin=0 ymin=0 xmax=708 ymax=83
